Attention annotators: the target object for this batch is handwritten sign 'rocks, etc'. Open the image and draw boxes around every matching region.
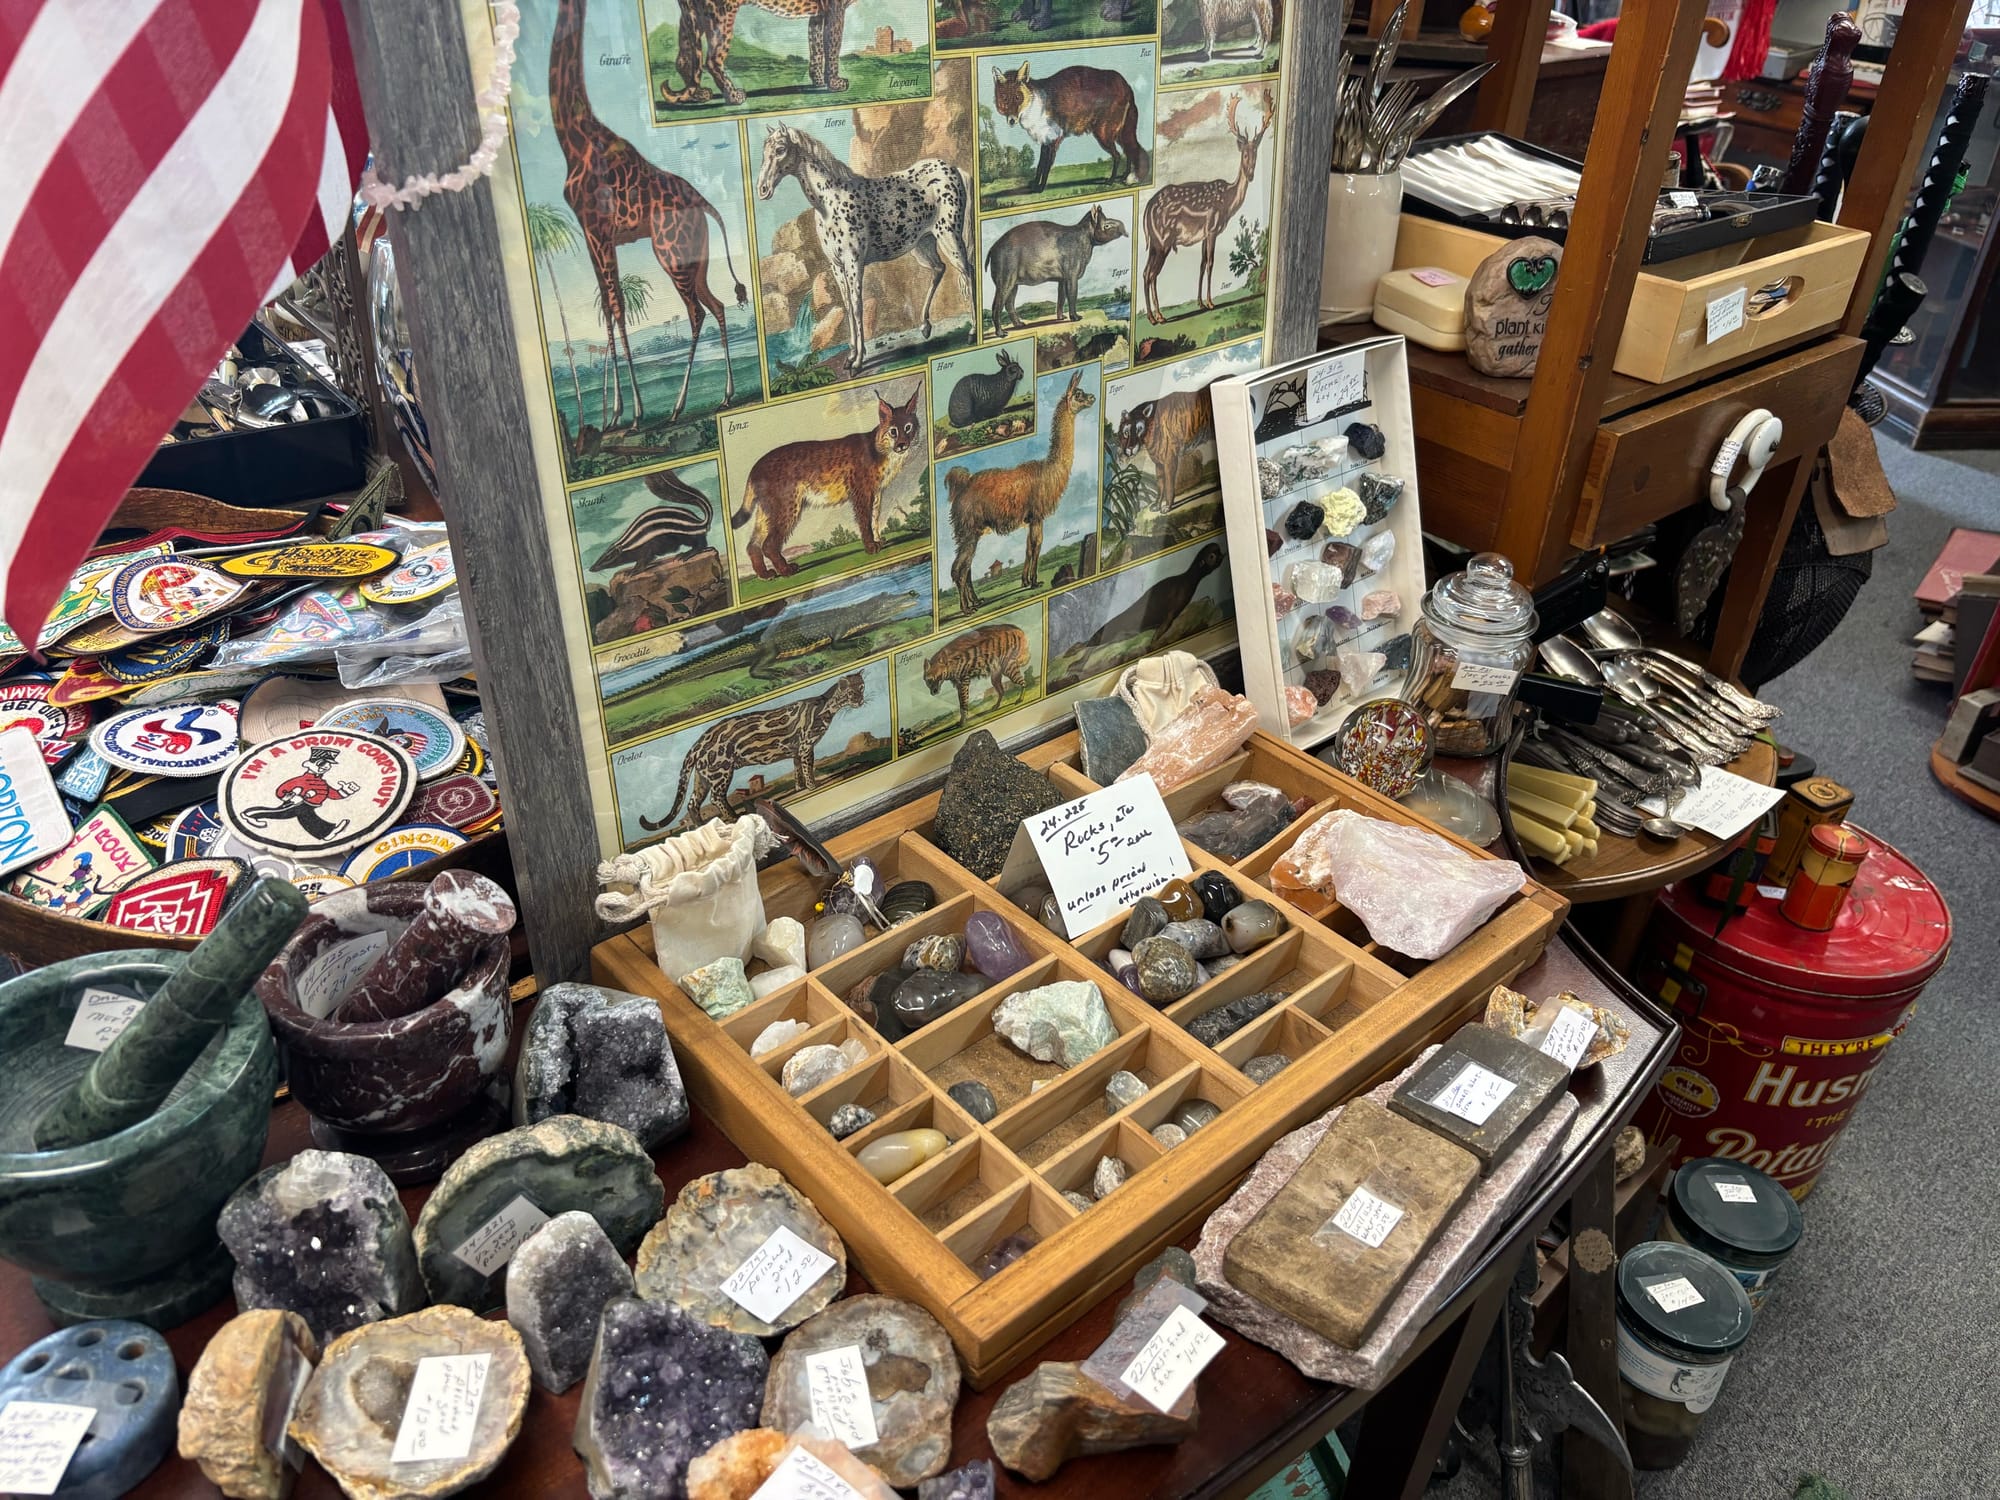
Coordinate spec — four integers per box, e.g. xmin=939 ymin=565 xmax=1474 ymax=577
xmin=1006 ymin=775 xmax=1192 ymax=938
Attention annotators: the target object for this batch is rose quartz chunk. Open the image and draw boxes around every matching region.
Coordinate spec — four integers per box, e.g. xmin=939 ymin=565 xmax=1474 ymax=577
xmin=1284 ymin=685 xmax=1318 ymax=725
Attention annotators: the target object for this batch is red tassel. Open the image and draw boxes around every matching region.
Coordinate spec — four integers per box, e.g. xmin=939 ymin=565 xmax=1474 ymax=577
xmin=1724 ymin=0 xmax=1778 ymax=82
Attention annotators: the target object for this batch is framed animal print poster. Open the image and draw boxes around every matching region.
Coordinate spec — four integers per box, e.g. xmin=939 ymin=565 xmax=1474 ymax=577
xmin=479 ymin=0 xmax=1294 ymax=856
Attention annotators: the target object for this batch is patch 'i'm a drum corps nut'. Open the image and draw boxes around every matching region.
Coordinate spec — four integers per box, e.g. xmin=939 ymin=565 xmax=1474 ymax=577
xmin=221 ymin=731 xmax=415 ymax=859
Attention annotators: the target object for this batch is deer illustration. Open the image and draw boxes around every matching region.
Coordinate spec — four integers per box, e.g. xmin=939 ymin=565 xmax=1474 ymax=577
xmin=1141 ymin=90 xmax=1271 ymax=325
xmin=945 ymin=369 xmax=1095 ymax=615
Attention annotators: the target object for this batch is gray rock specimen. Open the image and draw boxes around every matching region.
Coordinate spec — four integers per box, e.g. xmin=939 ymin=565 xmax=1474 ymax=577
xmin=932 ymin=731 xmax=1065 ymax=878
xmin=987 ymin=1361 xmax=1196 ymax=1481
xmin=992 ymin=981 xmax=1116 ymax=1068
xmin=1132 ymin=937 xmax=1199 ymax=1003
xmin=515 ymin=984 xmax=690 ymax=1150
xmin=635 ymin=1165 xmax=846 ymax=1337
xmin=1187 ymin=990 xmax=1284 ymax=1047
xmin=413 ymin=1116 xmax=664 ymax=1311
xmin=1104 ymin=1070 xmax=1147 ymax=1113
xmin=1387 ymin=1022 xmax=1568 ymax=1168
xmin=218 ymin=1151 xmax=422 ymax=1345
xmin=948 ymin=1080 xmax=998 ymax=1124
xmin=1154 ymin=919 xmax=1229 ymax=960
xmin=1244 ymin=1054 xmax=1291 ymax=1085
xmin=506 ymin=1211 xmax=634 ymax=1395
xmin=1091 ymin=1156 xmax=1129 ymax=1200
xmin=918 ymin=1459 xmax=999 ymax=1500
xmin=1075 ymin=697 xmax=1148 ymax=784
xmin=761 ymin=1294 xmax=960 ymax=1487
xmin=2 ymin=1321 xmax=180 ymax=1500
xmin=575 ymin=1298 xmax=767 ymax=1500
xmin=178 ymin=1309 xmax=319 ymax=1500
xmin=827 ymin=1103 xmax=876 ymax=1140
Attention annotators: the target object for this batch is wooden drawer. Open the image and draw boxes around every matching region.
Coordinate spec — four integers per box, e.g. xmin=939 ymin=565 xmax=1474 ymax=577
xmin=1571 ymin=335 xmax=1865 ymax=549
xmin=1394 ymin=216 xmax=1871 ymax=385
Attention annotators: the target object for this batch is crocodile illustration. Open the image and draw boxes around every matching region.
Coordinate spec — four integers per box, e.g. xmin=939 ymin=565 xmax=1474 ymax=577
xmin=748 ymin=590 xmax=923 ymax=680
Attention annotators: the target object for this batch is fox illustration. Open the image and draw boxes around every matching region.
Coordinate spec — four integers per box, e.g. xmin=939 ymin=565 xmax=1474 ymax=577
xmin=991 ymin=61 xmax=1150 ymax=192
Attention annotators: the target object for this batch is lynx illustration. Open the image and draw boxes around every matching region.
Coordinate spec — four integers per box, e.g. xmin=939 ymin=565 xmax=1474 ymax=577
xmin=992 ymin=62 xmax=1151 ymax=191
xmin=946 ymin=368 xmax=1095 ymax=613
xmin=641 ymin=671 xmax=867 ymax=830
xmin=660 ymin=0 xmax=854 ymax=108
xmin=924 ymin=623 xmax=1033 ymax=723
xmin=731 ymin=387 xmax=923 ymax=578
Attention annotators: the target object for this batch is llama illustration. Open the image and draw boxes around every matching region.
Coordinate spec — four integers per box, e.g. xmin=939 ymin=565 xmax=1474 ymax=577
xmin=945 ymin=369 xmax=1094 ymax=614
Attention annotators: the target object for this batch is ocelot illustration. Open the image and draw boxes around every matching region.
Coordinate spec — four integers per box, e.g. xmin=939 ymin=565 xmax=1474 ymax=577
xmin=641 ymin=671 xmax=867 ymax=830
xmin=923 ymin=623 xmax=1032 ymax=724
xmin=730 ymin=385 xmax=923 ymax=578
xmin=660 ymin=0 xmax=855 ymax=109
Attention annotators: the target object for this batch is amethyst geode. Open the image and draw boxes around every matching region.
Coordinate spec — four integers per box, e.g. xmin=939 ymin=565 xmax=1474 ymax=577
xmin=574 ymin=1297 xmax=767 ymax=1500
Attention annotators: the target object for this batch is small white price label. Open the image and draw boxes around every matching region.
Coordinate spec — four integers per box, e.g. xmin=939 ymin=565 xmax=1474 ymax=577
xmin=1712 ymin=1178 xmax=1759 ymax=1204
xmin=1668 ymin=190 xmax=1700 ymax=208
xmin=1538 ymin=1006 xmax=1598 ymax=1072
xmin=805 ymin=1345 xmax=879 ymax=1450
xmin=389 ymin=1353 xmax=491 ymax=1465
xmin=1706 ymin=286 xmax=1747 ymax=343
xmin=1410 ymin=267 xmax=1457 ymax=288
xmin=1304 ymin=351 xmax=1367 ymax=424
xmin=720 ymin=1225 xmax=836 ymax=1326
xmin=63 ymin=989 xmax=144 ymax=1052
xmin=1430 ymin=1061 xmax=1516 ymax=1126
xmin=1755 ymin=883 xmax=1788 ymax=900
xmin=1645 ymin=1276 xmax=1706 ymax=1314
xmin=1117 ymin=1303 xmax=1225 ymax=1413
xmin=0 ymin=1402 xmax=96 ymax=1496
xmin=1328 ymin=1185 xmax=1405 ymax=1249
xmin=451 ymin=1195 xmax=549 ymax=1277
xmin=296 ymin=929 xmax=389 ymax=1016
xmin=749 ymin=1446 xmax=865 ymax=1500
xmin=1450 ymin=661 xmax=1519 ymax=695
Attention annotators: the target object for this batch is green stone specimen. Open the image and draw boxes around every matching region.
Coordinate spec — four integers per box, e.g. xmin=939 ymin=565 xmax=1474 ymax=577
xmin=992 ymin=982 xmax=1117 ymax=1069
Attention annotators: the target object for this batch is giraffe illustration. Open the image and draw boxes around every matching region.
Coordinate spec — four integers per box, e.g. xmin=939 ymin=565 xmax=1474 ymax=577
xmin=549 ymin=0 xmax=748 ymax=428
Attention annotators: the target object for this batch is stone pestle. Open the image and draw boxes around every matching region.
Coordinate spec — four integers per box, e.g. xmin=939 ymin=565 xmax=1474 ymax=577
xmin=332 ymin=870 xmax=518 ymax=1025
xmin=35 ymin=878 xmax=308 ymax=1151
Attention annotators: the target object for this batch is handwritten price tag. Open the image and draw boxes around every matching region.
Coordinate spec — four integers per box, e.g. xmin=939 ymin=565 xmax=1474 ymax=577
xmin=749 ymin=1446 xmax=865 ymax=1500
xmin=1538 ymin=1006 xmax=1598 ymax=1072
xmin=1328 ymin=1185 xmax=1405 ymax=1249
xmin=1712 ymin=1178 xmax=1758 ymax=1204
xmin=296 ymin=930 xmax=389 ymax=1016
xmin=1706 ymin=286 xmax=1747 ymax=343
xmin=1638 ymin=766 xmax=1786 ymax=842
xmin=1304 ymin=351 xmax=1367 ymax=424
xmin=1012 ymin=776 xmax=1190 ymax=938
xmin=0 ymin=1402 xmax=96 ymax=1495
xmin=805 ymin=1345 xmax=879 ymax=1450
xmin=1117 ymin=1304 xmax=1225 ymax=1413
xmin=63 ymin=989 xmax=145 ymax=1052
xmin=1430 ymin=1061 xmax=1516 ymax=1126
xmin=451 ymin=1195 xmax=549 ymax=1278
xmin=390 ymin=1354 xmax=490 ymax=1465
xmin=720 ymin=1226 xmax=836 ymax=1326
xmin=1644 ymin=1276 xmax=1705 ymax=1314
xmin=1450 ymin=661 xmax=1519 ymax=695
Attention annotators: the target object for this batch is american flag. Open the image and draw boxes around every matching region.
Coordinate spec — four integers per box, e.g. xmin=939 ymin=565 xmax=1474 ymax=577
xmin=0 ymin=0 xmax=368 ymax=647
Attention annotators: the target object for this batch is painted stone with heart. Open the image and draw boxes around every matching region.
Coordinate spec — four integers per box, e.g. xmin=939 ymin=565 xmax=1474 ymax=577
xmin=1464 ymin=236 xmax=1562 ymax=378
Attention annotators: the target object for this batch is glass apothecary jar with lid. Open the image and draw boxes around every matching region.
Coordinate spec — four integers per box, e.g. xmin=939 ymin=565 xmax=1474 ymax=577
xmin=1405 ymin=552 xmax=1538 ymax=756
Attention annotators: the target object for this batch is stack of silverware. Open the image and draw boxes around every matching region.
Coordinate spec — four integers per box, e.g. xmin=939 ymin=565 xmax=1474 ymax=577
xmin=1328 ymin=0 xmax=1494 ymax=174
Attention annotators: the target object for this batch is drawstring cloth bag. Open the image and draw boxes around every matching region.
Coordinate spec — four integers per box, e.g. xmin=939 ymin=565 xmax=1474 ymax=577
xmin=596 ymin=815 xmax=776 ymax=984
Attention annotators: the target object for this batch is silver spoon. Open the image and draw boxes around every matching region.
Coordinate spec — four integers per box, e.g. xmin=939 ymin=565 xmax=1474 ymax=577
xmin=1580 ymin=609 xmax=1644 ymax=652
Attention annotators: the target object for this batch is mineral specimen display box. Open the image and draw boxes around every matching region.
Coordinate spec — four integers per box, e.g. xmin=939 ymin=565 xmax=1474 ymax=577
xmin=594 ymin=730 xmax=1566 ymax=1386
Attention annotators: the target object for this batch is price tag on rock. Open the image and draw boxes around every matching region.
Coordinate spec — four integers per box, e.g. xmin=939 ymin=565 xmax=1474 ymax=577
xmin=1004 ymin=775 xmax=1190 ymax=938
xmin=390 ymin=1353 xmax=490 ymax=1465
xmin=1706 ymin=286 xmax=1747 ymax=343
xmin=1118 ymin=1304 xmax=1225 ymax=1413
xmin=1430 ymin=1061 xmax=1516 ymax=1125
xmin=750 ymin=1446 xmax=865 ymax=1500
xmin=452 ymin=1195 xmax=549 ymax=1277
xmin=1712 ymin=1178 xmax=1758 ymax=1204
xmin=1304 ymin=350 xmax=1367 ymax=424
xmin=1327 ymin=1184 xmax=1405 ymax=1248
xmin=1669 ymin=190 xmax=1699 ymax=208
xmin=720 ymin=1225 xmax=836 ymax=1326
xmin=805 ymin=1345 xmax=879 ymax=1450
xmin=0 ymin=1401 xmax=96 ymax=1495
xmin=63 ymin=989 xmax=145 ymax=1052
xmin=1644 ymin=1276 xmax=1705 ymax=1313
xmin=1537 ymin=1006 xmax=1598 ymax=1072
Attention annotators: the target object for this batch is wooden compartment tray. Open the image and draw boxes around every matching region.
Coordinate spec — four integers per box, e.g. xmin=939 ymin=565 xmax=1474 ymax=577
xmin=594 ymin=730 xmax=1566 ymax=1386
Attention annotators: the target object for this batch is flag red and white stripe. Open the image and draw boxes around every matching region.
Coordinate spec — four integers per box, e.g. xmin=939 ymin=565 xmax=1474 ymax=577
xmin=0 ymin=0 xmax=368 ymax=647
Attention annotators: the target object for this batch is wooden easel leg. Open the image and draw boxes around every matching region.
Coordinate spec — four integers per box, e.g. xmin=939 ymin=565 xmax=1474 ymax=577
xmin=1706 ymin=452 xmax=1810 ymax=683
xmin=1561 ymin=1147 xmax=1632 ymax=1500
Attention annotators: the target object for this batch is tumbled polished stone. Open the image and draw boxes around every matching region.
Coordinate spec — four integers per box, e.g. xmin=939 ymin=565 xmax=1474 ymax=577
xmin=1151 ymin=1123 xmax=1187 ymax=1149
xmin=682 ymin=958 xmax=755 ymax=1020
xmin=903 ymin=934 xmax=964 ymax=973
xmin=1132 ymin=937 xmax=1199 ymax=1004
xmin=964 ymin=912 xmax=1032 ymax=982
xmin=635 ymin=1165 xmax=845 ymax=1337
xmin=290 ymin=1306 xmax=529 ymax=1500
xmin=890 ymin=971 xmax=987 ymax=1033
xmin=879 ymin=880 xmax=938 ymax=925
xmin=1120 ymin=897 xmax=1169 ymax=949
xmin=1187 ymin=990 xmax=1284 ymax=1047
xmin=781 ymin=1041 xmax=867 ymax=1097
xmin=987 ymin=1361 xmax=1196 ymax=1481
xmin=751 ymin=918 xmax=807 ymax=973
xmin=515 ymin=984 xmax=689 ymax=1150
xmin=1155 ymin=919 xmax=1228 ymax=960
xmin=948 ymin=1081 xmax=998 ymax=1124
xmin=1104 ymin=1070 xmax=1147 ymax=1113
xmin=506 ymin=1212 xmax=633 ymax=1395
xmin=1244 ymin=1054 xmax=1291 ymax=1085
xmin=761 ymin=1295 xmax=960 ymax=1487
xmin=1175 ymin=1101 xmax=1222 ymax=1135
xmin=1092 ymin=1156 xmax=1128 ymax=1200
xmin=806 ymin=915 xmax=867 ymax=970
xmin=827 ymin=1104 xmax=876 ymax=1140
xmin=1222 ymin=900 xmax=1283 ymax=954
xmin=219 ymin=1151 xmax=422 ymax=1346
xmin=857 ymin=1129 xmax=950 ymax=1186
xmin=992 ymin=982 xmax=1117 ymax=1068
xmin=179 ymin=1309 xmax=318 ymax=1500
xmin=574 ymin=1298 xmax=765 ymax=1500
xmin=4 ymin=1321 xmax=179 ymax=1500
xmin=1155 ymin=879 xmax=1201 ymax=923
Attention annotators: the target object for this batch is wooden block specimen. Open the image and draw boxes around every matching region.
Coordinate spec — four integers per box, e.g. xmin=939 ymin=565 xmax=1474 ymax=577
xmin=1221 ymin=1097 xmax=1479 ymax=1349
xmin=1388 ymin=1023 xmax=1569 ymax=1168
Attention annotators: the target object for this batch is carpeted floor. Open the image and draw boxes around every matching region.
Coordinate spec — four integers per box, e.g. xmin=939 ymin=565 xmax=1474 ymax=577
xmin=1436 ymin=437 xmax=2000 ymax=1500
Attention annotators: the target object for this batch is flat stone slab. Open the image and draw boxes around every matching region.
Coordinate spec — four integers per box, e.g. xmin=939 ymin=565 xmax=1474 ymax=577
xmin=288 ymin=1305 xmax=530 ymax=1500
xmin=177 ymin=1309 xmax=319 ymax=1500
xmin=634 ymin=1165 xmax=846 ymax=1337
xmin=1386 ymin=1022 xmax=1568 ymax=1168
xmin=412 ymin=1116 xmax=663 ymax=1311
xmin=506 ymin=1211 xmax=635 ymax=1395
xmin=931 ymin=731 xmax=1064 ymax=879
xmin=0 ymin=1320 xmax=180 ymax=1500
xmin=761 ymin=1294 xmax=960 ymax=1487
xmin=1223 ymin=1097 xmax=1478 ymax=1349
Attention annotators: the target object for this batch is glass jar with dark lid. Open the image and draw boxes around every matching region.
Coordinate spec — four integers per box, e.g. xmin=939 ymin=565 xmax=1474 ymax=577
xmin=1663 ymin=1158 xmax=1803 ymax=1312
xmin=1615 ymin=1240 xmax=1756 ymax=1469
xmin=1405 ymin=552 xmax=1539 ymax=755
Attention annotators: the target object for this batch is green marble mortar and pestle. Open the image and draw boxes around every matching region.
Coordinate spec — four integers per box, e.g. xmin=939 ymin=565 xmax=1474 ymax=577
xmin=0 ymin=879 xmax=305 ymax=1325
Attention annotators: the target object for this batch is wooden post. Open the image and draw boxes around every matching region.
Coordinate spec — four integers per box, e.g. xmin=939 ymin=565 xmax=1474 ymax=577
xmin=1836 ymin=0 xmax=1974 ymax=336
xmin=1493 ymin=0 xmax=1710 ymax=586
xmin=1561 ymin=1148 xmax=1632 ymax=1500
xmin=1470 ymin=0 xmax=1552 ymax=136
xmin=346 ymin=1 xmax=601 ymax=985
xmin=1268 ymin=0 xmax=1342 ymax=358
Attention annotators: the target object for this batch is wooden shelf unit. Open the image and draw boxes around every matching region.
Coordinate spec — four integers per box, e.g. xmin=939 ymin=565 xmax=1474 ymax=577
xmin=596 ymin=730 xmax=1566 ymax=1386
